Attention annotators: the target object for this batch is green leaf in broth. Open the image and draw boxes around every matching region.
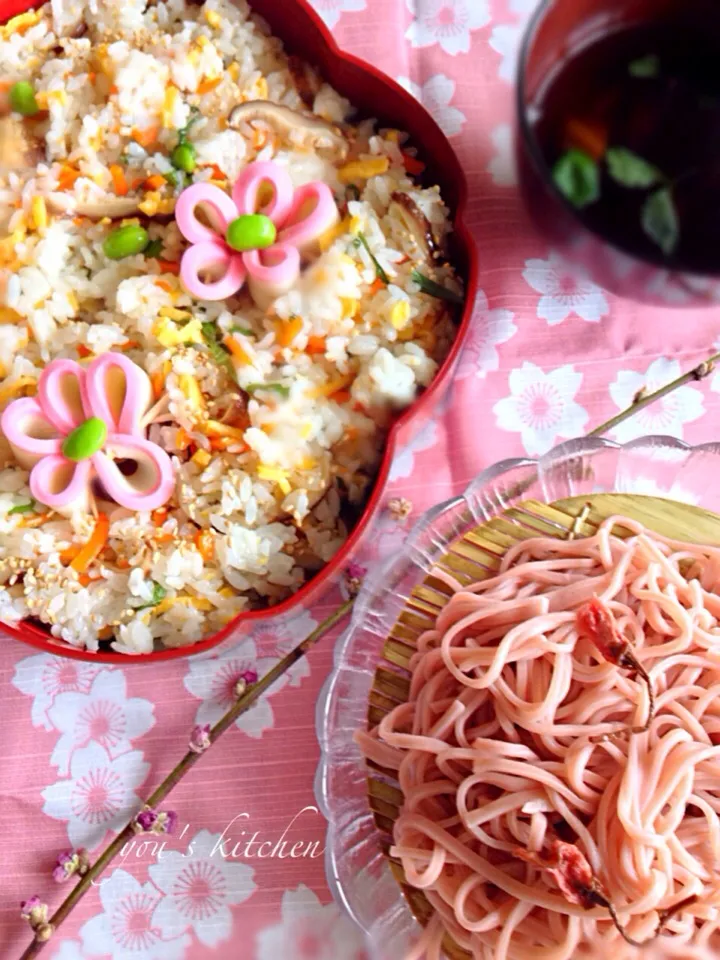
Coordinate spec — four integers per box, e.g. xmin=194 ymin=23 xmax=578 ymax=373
xmin=642 ymin=187 xmax=680 ymax=256
xmin=606 ymin=148 xmax=664 ymax=189
xmin=552 ymin=149 xmax=600 ymax=209
xmin=629 ymin=55 xmax=660 ymax=78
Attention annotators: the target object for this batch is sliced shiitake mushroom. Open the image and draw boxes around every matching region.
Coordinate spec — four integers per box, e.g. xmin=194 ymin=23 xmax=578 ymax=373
xmin=389 ymin=191 xmax=440 ymax=264
xmin=46 ymin=192 xmax=143 ymax=220
xmin=287 ymin=56 xmax=322 ymax=109
xmin=228 ymin=100 xmax=349 ymax=160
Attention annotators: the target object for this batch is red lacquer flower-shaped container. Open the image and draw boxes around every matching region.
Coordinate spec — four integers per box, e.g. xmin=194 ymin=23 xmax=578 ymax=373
xmin=0 ymin=0 xmax=478 ymax=662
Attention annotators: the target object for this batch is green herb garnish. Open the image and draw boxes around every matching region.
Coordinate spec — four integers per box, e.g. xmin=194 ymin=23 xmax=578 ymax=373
xmin=246 ymin=382 xmax=291 ymax=398
xmin=411 ymin=269 xmax=463 ymax=306
xmin=606 ymin=148 xmax=664 ymax=189
xmin=642 ymin=187 xmax=680 ymax=256
xmin=134 ymin=581 xmax=167 ymax=611
xmin=201 ymin=322 xmax=236 ymax=377
xmin=230 ymin=325 xmax=254 ymax=336
xmin=144 ymin=238 xmax=164 ymax=259
xmin=163 ymin=170 xmax=180 ymax=188
xmin=357 ymin=232 xmax=389 ymax=284
xmin=8 ymin=500 xmax=35 ymax=515
xmin=553 ymin=149 xmax=600 ymax=209
xmin=629 ymin=55 xmax=660 ymax=79
xmin=177 ymin=106 xmax=201 ymax=142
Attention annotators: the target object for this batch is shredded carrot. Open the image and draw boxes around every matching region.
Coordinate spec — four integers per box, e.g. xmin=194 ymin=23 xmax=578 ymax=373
xmin=150 ymin=369 xmax=165 ymax=398
xmin=132 ymin=125 xmax=160 ymax=148
xmin=131 ymin=177 xmax=146 ymax=190
xmin=201 ymin=163 xmax=227 ymax=181
xmin=72 ymin=216 xmax=85 ymax=227
xmin=77 ymin=573 xmax=100 ymax=587
xmin=306 ymin=336 xmax=326 ymax=355
xmin=370 ymin=278 xmax=385 ymax=294
xmin=120 ymin=339 xmax=140 ymax=351
xmin=109 ymin=163 xmax=128 ymax=196
xmin=224 ymin=336 xmax=252 ymax=365
xmin=195 ymin=529 xmax=214 ymax=561
xmin=175 ymin=427 xmax=191 ymax=451
xmin=88 ymin=72 xmax=97 ymax=85
xmin=158 ymin=261 xmax=180 ymax=275
xmin=144 ymin=174 xmax=166 ymax=191
xmin=116 ymin=557 xmax=130 ymax=570
xmin=276 ymin=315 xmax=304 ymax=347
xmin=197 ymin=76 xmax=222 ymax=94
xmin=77 ymin=344 xmax=93 ymax=358
xmin=210 ymin=436 xmax=234 ymax=451
xmin=565 ymin=118 xmax=608 ymax=161
xmin=57 ymin=165 xmax=80 ymax=191
xmin=330 ymin=389 xmax=351 ymax=404
xmin=151 ymin=507 xmax=168 ymax=525
xmin=109 ymin=84 xmax=119 ymax=95
xmin=155 ymin=279 xmax=174 ymax=293
xmin=70 ymin=514 xmax=109 ymax=574
xmin=402 ymin=151 xmax=426 ymax=176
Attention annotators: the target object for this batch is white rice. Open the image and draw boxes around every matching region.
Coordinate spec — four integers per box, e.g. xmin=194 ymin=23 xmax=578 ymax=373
xmin=0 ymin=0 xmax=461 ymax=653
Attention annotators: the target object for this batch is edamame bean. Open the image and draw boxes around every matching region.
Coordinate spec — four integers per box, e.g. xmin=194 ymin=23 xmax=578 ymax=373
xmin=103 ymin=225 xmax=150 ymax=260
xmin=10 ymin=81 xmax=39 ymax=117
xmin=226 ymin=214 xmax=277 ymax=252
xmin=171 ymin=142 xmax=197 ymax=173
xmin=62 ymin=418 xmax=108 ymax=461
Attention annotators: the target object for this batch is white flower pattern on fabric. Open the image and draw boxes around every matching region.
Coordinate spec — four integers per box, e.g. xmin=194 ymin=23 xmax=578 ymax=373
xmin=510 ymin=0 xmax=538 ymax=14
xmin=488 ymin=23 xmax=523 ymax=83
xmin=149 ymin=829 xmax=256 ymax=948
xmin=487 ymin=124 xmax=517 ymax=186
xmin=47 ymin=669 xmax=155 ymax=776
xmin=405 ymin=0 xmax=490 ymax=56
xmin=489 ymin=0 xmax=537 ymax=82
xmin=50 ymin=942 xmax=86 ymax=960
xmin=389 ymin=418 xmax=440 ymax=481
xmin=11 ymin=654 xmax=102 ymax=731
xmin=41 ymin=742 xmax=150 ymax=849
xmin=523 ymin=252 xmax=610 ymax=325
xmin=625 ymin=476 xmax=700 ymax=506
xmin=306 ymin=0 xmax=367 ymax=29
xmin=609 ymin=358 xmax=705 ymax=444
xmin=493 ymin=362 xmax=589 ymax=456
xmin=80 ymin=869 xmax=190 ymax=960
xmin=456 ymin=291 xmax=517 ymax=380
xmin=256 ymin=885 xmax=366 ymax=960
xmin=183 ymin=637 xmax=282 ymax=737
xmin=249 ymin=609 xmax=318 ymax=687
xmin=397 ymin=75 xmax=467 ymax=137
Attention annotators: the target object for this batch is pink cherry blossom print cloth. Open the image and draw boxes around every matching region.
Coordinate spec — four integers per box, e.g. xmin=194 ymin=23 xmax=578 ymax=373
xmin=3 ymin=2 xmax=720 ymax=960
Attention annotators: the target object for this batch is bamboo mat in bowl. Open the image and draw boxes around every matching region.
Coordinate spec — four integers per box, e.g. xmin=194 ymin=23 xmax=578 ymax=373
xmin=364 ymin=494 xmax=720 ymax=960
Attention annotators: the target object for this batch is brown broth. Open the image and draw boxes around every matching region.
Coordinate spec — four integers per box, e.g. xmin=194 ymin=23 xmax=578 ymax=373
xmin=532 ymin=20 xmax=720 ymax=273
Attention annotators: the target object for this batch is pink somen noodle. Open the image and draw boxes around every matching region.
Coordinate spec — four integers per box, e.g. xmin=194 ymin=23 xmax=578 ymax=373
xmin=356 ymin=515 xmax=720 ymax=960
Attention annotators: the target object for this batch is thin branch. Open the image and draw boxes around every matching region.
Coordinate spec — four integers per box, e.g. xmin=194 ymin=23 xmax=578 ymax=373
xmin=19 ymin=599 xmax=354 ymax=960
xmin=17 ymin=349 xmax=720 ymax=956
xmin=588 ymin=352 xmax=720 ymax=438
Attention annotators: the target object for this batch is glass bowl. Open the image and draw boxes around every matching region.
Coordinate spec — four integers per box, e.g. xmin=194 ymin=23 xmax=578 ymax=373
xmin=314 ymin=434 xmax=720 ymax=959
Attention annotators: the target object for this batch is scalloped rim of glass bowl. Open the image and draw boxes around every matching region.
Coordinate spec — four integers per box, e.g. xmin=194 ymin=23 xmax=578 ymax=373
xmin=313 ymin=433 xmax=720 ymax=958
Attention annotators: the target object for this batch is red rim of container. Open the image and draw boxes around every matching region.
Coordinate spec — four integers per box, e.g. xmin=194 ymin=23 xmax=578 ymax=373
xmin=0 ymin=0 xmax=479 ymax=662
